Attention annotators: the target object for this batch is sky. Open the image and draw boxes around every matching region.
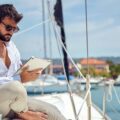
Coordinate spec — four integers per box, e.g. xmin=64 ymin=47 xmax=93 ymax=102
xmin=0 ymin=0 xmax=120 ymax=59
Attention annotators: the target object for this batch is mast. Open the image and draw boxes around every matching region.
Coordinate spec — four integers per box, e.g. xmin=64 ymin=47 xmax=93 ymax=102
xmin=54 ymin=0 xmax=69 ymax=82
xmin=47 ymin=1 xmax=53 ymax=75
xmin=84 ymin=0 xmax=92 ymax=120
xmin=42 ymin=0 xmax=47 ymax=58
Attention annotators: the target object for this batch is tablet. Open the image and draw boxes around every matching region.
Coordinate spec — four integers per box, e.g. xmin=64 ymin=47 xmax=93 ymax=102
xmin=15 ymin=57 xmax=51 ymax=75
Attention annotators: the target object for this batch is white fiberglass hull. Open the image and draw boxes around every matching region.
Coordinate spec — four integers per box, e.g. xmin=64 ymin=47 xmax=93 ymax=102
xmin=31 ymin=93 xmax=108 ymax=120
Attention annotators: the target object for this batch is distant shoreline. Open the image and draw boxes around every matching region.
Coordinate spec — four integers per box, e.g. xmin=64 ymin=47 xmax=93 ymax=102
xmin=22 ymin=56 xmax=120 ymax=64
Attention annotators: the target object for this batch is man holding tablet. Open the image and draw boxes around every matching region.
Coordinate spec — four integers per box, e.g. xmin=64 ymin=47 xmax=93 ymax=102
xmin=0 ymin=4 xmax=66 ymax=120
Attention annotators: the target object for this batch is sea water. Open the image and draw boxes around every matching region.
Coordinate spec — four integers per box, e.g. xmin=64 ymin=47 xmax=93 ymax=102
xmin=91 ymin=85 xmax=120 ymax=120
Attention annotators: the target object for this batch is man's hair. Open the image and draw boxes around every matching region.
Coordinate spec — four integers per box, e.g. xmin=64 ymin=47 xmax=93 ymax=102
xmin=0 ymin=4 xmax=23 ymax=23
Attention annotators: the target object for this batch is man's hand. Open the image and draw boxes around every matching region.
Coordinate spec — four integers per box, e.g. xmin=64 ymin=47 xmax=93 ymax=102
xmin=0 ymin=41 xmax=6 ymax=58
xmin=18 ymin=111 xmax=48 ymax=120
xmin=20 ymin=66 xmax=42 ymax=83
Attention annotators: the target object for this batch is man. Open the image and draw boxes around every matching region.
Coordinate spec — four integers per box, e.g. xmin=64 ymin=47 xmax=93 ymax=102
xmin=0 ymin=4 xmax=66 ymax=120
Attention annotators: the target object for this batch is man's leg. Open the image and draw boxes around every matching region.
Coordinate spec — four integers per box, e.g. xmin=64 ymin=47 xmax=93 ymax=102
xmin=27 ymin=98 xmax=67 ymax=120
xmin=0 ymin=81 xmax=28 ymax=118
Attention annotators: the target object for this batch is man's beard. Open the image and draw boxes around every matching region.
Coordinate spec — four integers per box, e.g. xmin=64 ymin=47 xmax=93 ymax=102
xmin=0 ymin=32 xmax=11 ymax=42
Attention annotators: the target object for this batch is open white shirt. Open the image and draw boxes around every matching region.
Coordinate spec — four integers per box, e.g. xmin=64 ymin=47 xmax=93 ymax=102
xmin=0 ymin=41 xmax=22 ymax=85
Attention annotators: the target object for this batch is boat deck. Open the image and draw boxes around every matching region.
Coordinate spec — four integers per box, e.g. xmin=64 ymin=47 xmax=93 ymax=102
xmin=31 ymin=93 xmax=110 ymax=120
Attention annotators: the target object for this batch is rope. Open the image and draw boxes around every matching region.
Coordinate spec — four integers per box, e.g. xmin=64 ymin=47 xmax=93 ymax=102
xmin=77 ymin=86 xmax=91 ymax=118
xmin=106 ymin=80 xmax=120 ymax=105
xmin=47 ymin=3 xmax=91 ymax=119
xmin=14 ymin=19 xmax=50 ymax=37
xmin=47 ymin=1 xmax=78 ymax=119
xmin=113 ymin=86 xmax=120 ymax=105
xmin=55 ymin=22 xmax=79 ymax=120
xmin=103 ymin=80 xmax=120 ymax=119
xmin=106 ymin=80 xmax=114 ymax=102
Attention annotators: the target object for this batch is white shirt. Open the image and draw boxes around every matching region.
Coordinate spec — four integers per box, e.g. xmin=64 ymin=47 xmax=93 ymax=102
xmin=0 ymin=41 xmax=22 ymax=85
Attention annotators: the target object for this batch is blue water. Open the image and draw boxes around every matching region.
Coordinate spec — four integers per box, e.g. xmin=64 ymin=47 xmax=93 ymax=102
xmin=91 ymin=86 xmax=120 ymax=120
xmin=27 ymin=84 xmax=120 ymax=120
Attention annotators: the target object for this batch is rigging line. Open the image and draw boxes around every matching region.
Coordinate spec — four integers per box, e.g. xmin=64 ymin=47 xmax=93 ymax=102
xmin=48 ymin=0 xmax=90 ymax=94
xmin=103 ymin=82 xmax=120 ymax=118
xmin=48 ymin=3 xmax=91 ymax=119
xmin=85 ymin=0 xmax=89 ymax=75
xmin=54 ymin=12 xmax=91 ymax=120
xmin=53 ymin=7 xmax=91 ymax=120
xmin=55 ymin=25 xmax=79 ymax=120
xmin=49 ymin=0 xmax=87 ymax=84
xmin=49 ymin=0 xmax=86 ymax=81
xmin=106 ymin=81 xmax=120 ymax=105
xmin=79 ymin=0 xmax=86 ymax=54
xmin=47 ymin=1 xmax=53 ymax=75
xmin=42 ymin=0 xmax=47 ymax=58
xmin=77 ymin=86 xmax=91 ymax=118
xmin=113 ymin=86 xmax=120 ymax=105
xmin=47 ymin=2 xmax=52 ymax=59
xmin=14 ymin=19 xmax=50 ymax=37
xmin=48 ymin=5 xmax=86 ymax=81
xmin=47 ymin=1 xmax=78 ymax=119
xmin=50 ymin=11 xmax=74 ymax=96
xmin=106 ymin=81 xmax=114 ymax=102
xmin=53 ymin=17 xmax=91 ymax=120
xmin=51 ymin=14 xmax=86 ymax=81
xmin=53 ymin=1 xmax=88 ymax=80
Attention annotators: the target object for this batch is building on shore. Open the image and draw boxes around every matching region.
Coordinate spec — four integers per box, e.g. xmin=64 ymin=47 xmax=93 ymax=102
xmin=79 ymin=58 xmax=110 ymax=75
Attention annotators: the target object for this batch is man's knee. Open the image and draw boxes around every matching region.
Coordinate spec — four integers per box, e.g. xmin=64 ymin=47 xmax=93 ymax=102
xmin=7 ymin=81 xmax=27 ymax=97
xmin=0 ymin=81 xmax=28 ymax=118
xmin=8 ymin=81 xmax=28 ymax=113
